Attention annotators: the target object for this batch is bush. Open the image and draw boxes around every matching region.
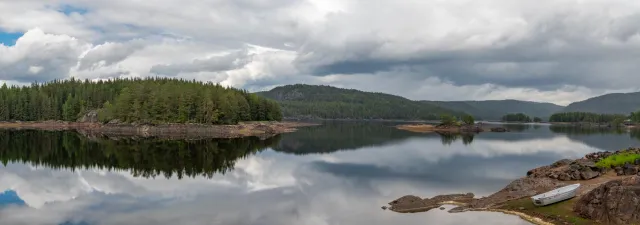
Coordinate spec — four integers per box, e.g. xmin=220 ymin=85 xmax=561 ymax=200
xmin=596 ymin=153 xmax=640 ymax=168
xmin=440 ymin=114 xmax=457 ymax=126
xmin=461 ymin=114 xmax=475 ymax=125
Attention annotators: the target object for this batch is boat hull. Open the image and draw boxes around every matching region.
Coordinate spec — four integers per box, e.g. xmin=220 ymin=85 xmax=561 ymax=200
xmin=531 ymin=184 xmax=580 ymax=206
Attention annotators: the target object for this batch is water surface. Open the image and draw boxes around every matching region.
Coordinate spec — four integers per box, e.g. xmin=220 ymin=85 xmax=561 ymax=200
xmin=1 ymin=122 xmax=639 ymax=225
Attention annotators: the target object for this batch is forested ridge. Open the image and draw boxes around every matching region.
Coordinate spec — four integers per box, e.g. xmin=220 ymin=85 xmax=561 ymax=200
xmin=0 ymin=78 xmax=281 ymax=124
xmin=424 ymin=100 xmax=563 ymax=120
xmin=562 ymin=92 xmax=640 ymax=114
xmin=257 ymin=84 xmax=461 ymax=120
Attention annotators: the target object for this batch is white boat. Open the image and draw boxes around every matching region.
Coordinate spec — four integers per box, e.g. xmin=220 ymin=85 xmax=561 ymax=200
xmin=531 ymin=184 xmax=580 ymax=206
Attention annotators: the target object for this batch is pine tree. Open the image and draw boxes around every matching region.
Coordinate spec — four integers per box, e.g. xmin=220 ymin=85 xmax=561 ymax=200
xmin=0 ymin=78 xmax=281 ymax=124
xmin=62 ymin=94 xmax=77 ymax=121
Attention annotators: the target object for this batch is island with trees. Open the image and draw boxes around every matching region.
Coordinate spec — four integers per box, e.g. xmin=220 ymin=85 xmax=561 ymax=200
xmin=395 ymin=114 xmax=486 ymax=134
xmin=0 ymin=78 xmax=314 ymax=139
xmin=501 ymin=113 xmax=533 ymax=123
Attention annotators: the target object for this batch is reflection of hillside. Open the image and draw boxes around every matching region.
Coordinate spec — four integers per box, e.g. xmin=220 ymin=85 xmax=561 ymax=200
xmin=549 ymin=126 xmax=640 ymax=151
xmin=272 ymin=121 xmax=428 ymax=154
xmin=273 ymin=122 xmax=568 ymax=154
xmin=549 ymin=126 xmax=625 ymax=135
xmin=0 ymin=130 xmax=280 ymax=179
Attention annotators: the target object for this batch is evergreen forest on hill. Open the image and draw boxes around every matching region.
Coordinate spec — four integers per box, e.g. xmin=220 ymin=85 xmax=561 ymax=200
xmin=257 ymin=84 xmax=460 ymax=120
xmin=562 ymin=92 xmax=640 ymax=114
xmin=0 ymin=78 xmax=281 ymax=124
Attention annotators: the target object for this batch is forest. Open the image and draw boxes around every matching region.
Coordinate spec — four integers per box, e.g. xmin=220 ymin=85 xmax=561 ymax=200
xmin=549 ymin=112 xmax=627 ymax=123
xmin=257 ymin=84 xmax=460 ymax=120
xmin=501 ymin=113 xmax=533 ymax=122
xmin=0 ymin=130 xmax=281 ymax=179
xmin=0 ymin=78 xmax=282 ymax=124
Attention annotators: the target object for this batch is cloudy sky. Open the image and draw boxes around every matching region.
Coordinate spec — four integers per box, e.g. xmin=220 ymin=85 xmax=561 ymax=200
xmin=1 ymin=0 xmax=640 ymax=105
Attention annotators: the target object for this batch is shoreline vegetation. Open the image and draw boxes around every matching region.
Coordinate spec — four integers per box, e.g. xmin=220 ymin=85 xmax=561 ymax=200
xmin=0 ymin=78 xmax=283 ymax=126
xmin=0 ymin=121 xmax=318 ymax=139
xmin=385 ymin=148 xmax=640 ymax=225
xmin=0 ymin=78 xmax=306 ymax=138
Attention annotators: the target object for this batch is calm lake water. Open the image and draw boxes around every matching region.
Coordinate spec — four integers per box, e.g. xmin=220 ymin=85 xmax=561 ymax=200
xmin=2 ymin=121 xmax=640 ymax=225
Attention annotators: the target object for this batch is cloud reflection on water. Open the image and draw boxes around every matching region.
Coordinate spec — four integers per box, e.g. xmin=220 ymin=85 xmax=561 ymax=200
xmin=3 ymin=124 xmax=638 ymax=225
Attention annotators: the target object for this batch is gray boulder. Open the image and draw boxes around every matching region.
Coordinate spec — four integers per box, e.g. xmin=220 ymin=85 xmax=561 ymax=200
xmin=78 ymin=110 xmax=99 ymax=123
xmin=580 ymin=170 xmax=600 ymax=180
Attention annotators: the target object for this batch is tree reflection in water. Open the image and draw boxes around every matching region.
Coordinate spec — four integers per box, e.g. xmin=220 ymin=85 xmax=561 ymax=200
xmin=0 ymin=130 xmax=281 ymax=179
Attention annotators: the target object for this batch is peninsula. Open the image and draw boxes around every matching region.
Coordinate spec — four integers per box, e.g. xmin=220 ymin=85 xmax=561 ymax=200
xmin=0 ymin=78 xmax=315 ymax=139
xmin=386 ymin=148 xmax=640 ymax=225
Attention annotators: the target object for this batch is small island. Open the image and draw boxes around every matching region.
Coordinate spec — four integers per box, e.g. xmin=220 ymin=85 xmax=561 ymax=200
xmin=396 ymin=114 xmax=483 ymax=133
xmin=396 ymin=114 xmax=510 ymax=133
xmin=501 ymin=113 xmax=542 ymax=123
xmin=385 ymin=148 xmax=640 ymax=225
xmin=0 ymin=78 xmax=315 ymax=139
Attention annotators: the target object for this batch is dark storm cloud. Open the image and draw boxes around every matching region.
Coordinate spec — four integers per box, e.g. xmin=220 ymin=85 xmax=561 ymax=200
xmin=295 ymin=9 xmax=640 ymax=90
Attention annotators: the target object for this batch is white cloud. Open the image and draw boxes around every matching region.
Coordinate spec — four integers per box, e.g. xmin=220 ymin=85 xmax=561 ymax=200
xmin=28 ymin=66 xmax=43 ymax=74
xmin=1 ymin=0 xmax=640 ymax=103
xmin=0 ymin=28 xmax=88 ymax=82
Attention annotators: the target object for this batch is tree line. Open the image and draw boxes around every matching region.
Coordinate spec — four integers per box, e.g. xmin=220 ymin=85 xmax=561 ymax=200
xmin=549 ymin=112 xmax=627 ymax=124
xmin=0 ymin=130 xmax=281 ymax=179
xmin=501 ymin=113 xmax=538 ymax=122
xmin=0 ymin=78 xmax=282 ymax=124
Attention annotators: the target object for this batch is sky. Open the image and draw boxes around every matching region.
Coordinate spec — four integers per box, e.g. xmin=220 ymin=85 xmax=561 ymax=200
xmin=1 ymin=0 xmax=640 ymax=105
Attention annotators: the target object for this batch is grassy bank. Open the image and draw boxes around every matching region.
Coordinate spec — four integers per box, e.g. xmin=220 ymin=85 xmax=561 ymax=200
xmin=595 ymin=153 xmax=640 ymax=168
xmin=500 ymin=198 xmax=592 ymax=225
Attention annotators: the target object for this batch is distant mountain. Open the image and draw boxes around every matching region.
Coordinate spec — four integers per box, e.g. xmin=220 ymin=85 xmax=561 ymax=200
xmin=422 ymin=100 xmax=564 ymax=120
xmin=562 ymin=92 xmax=640 ymax=114
xmin=256 ymin=84 xmax=461 ymax=120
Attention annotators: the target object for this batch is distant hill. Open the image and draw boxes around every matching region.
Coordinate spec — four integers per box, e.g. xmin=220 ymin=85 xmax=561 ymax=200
xmin=562 ymin=92 xmax=640 ymax=114
xmin=256 ymin=84 xmax=461 ymax=120
xmin=422 ymin=100 xmax=564 ymax=120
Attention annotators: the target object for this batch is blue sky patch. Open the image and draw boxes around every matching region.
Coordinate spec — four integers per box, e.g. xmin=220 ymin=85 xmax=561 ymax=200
xmin=0 ymin=32 xmax=23 ymax=46
xmin=58 ymin=4 xmax=88 ymax=15
xmin=0 ymin=190 xmax=26 ymax=207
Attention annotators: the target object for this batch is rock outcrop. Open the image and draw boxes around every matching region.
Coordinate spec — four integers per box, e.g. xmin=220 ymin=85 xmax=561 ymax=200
xmin=78 ymin=110 xmax=99 ymax=123
xmin=387 ymin=193 xmax=475 ymax=212
xmin=468 ymin=177 xmax=566 ymax=208
xmin=527 ymin=158 xmax=602 ymax=181
xmin=573 ymin=176 xmax=640 ymax=225
xmin=585 ymin=151 xmax=615 ymax=161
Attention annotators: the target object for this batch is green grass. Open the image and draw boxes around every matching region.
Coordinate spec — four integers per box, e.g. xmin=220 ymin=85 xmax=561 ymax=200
xmin=595 ymin=153 xmax=640 ymax=168
xmin=501 ymin=198 xmax=593 ymax=225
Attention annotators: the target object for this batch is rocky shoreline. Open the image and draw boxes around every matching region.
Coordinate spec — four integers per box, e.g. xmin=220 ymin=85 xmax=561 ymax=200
xmin=385 ymin=148 xmax=640 ymax=225
xmin=0 ymin=121 xmax=317 ymax=139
